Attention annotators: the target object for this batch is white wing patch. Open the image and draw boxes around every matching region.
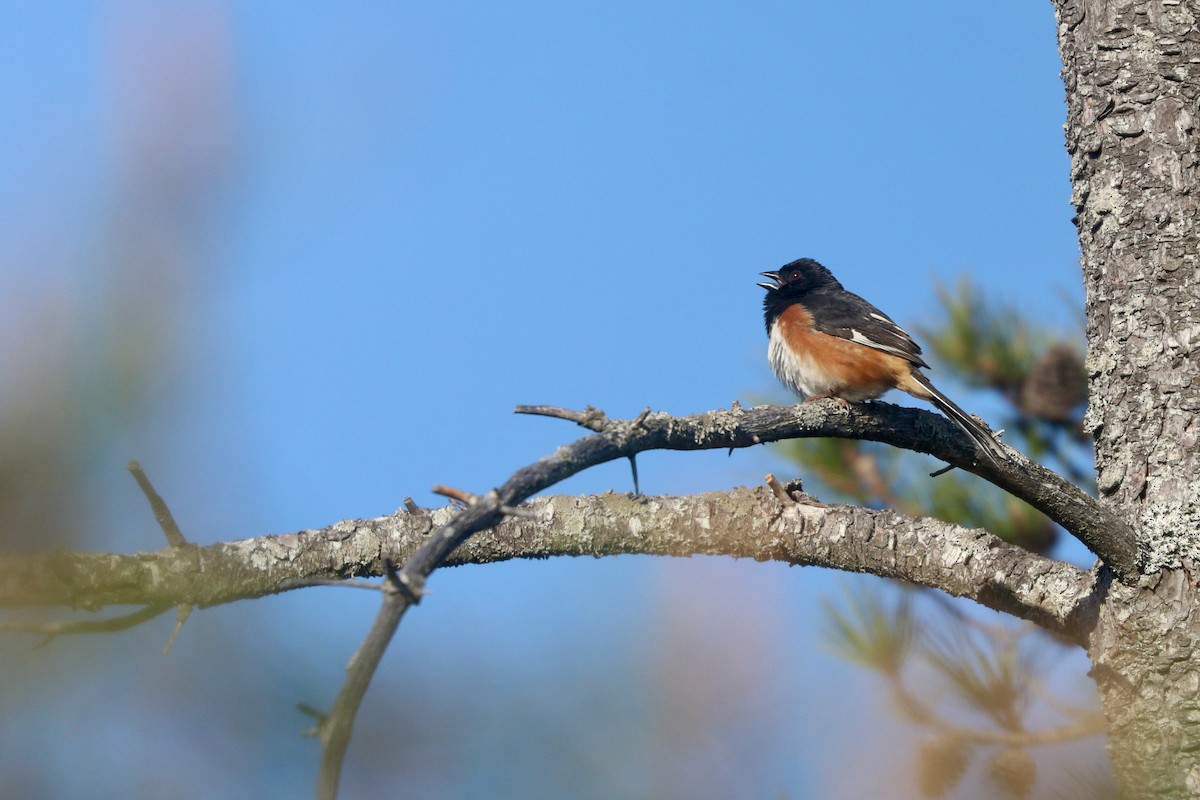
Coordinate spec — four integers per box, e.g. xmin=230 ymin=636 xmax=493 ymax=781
xmin=849 ymin=328 xmax=914 ymax=360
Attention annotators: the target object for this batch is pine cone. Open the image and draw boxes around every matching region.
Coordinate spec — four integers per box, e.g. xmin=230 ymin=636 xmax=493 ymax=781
xmin=986 ymin=747 xmax=1036 ymax=799
xmin=915 ymin=736 xmax=971 ymax=798
xmin=1019 ymin=343 xmax=1086 ymax=423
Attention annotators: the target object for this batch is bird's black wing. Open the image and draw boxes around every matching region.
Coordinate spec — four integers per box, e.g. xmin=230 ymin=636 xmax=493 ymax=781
xmin=804 ymin=287 xmax=929 ymax=368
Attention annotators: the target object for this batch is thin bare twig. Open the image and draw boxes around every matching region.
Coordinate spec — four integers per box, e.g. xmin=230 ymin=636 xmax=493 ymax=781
xmin=929 ymin=463 xmax=956 ymax=478
xmin=431 ymin=484 xmax=476 ymax=506
xmin=0 ymin=604 xmax=170 ymax=645
xmin=765 ymin=473 xmax=796 ymax=504
xmin=128 ymin=460 xmax=187 ymax=547
xmin=514 ymin=404 xmax=609 ymax=431
xmin=297 ymin=702 xmax=327 ymax=735
xmin=162 ymin=604 xmax=193 ymax=655
xmin=276 ymin=578 xmax=388 ymax=592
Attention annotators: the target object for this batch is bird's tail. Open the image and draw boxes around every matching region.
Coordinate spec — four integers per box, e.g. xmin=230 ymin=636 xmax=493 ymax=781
xmin=910 ymin=372 xmax=1007 ymax=465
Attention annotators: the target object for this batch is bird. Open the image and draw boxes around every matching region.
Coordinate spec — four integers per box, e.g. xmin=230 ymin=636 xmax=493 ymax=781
xmin=758 ymin=257 xmax=1006 ymax=464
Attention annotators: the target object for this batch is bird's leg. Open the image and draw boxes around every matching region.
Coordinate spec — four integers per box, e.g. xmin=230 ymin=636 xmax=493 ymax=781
xmin=805 ymin=393 xmax=850 ymax=409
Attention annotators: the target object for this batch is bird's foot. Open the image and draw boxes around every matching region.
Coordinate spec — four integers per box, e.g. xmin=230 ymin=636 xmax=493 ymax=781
xmin=805 ymin=393 xmax=850 ymax=409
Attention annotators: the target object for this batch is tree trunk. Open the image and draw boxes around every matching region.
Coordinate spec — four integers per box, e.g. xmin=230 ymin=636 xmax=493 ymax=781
xmin=1055 ymin=0 xmax=1200 ymax=794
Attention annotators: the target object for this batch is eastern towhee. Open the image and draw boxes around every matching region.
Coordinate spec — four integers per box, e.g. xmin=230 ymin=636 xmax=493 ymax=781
xmin=759 ymin=257 xmax=1007 ymax=464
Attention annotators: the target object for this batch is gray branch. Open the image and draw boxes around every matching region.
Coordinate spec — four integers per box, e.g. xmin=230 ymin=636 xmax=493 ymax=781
xmin=1 ymin=402 xmax=1137 ymax=607
xmin=0 ymin=487 xmax=1097 ymax=644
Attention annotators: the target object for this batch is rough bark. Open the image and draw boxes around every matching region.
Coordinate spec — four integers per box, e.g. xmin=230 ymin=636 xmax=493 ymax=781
xmin=1054 ymin=0 xmax=1200 ymax=794
xmin=0 ymin=488 xmax=1099 ymax=643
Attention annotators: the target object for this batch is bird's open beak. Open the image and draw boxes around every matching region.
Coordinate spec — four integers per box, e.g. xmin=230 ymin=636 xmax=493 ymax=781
xmin=757 ymin=270 xmax=781 ymax=291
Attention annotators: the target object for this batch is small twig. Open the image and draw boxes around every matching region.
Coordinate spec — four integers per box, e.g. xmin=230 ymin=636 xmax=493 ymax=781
xmin=0 ymin=604 xmax=171 ymax=646
xmin=431 ymin=484 xmax=476 ymax=506
xmin=162 ymin=604 xmax=193 ymax=655
xmin=765 ymin=473 xmax=797 ymax=504
xmin=276 ymin=578 xmax=387 ymax=592
xmin=619 ymin=409 xmax=651 ymax=495
xmin=128 ymin=460 xmax=187 ymax=546
xmin=402 ymin=497 xmax=421 ymax=514
xmin=514 ymin=404 xmax=609 ymax=431
xmin=298 ymin=702 xmax=328 ymax=737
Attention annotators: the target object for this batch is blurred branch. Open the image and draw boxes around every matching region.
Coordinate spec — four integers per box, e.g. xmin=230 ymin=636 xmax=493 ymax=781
xmin=917 ymin=278 xmax=1042 ymax=396
xmin=825 ymin=585 xmax=1105 ymax=799
xmin=0 ymin=603 xmax=170 ymax=645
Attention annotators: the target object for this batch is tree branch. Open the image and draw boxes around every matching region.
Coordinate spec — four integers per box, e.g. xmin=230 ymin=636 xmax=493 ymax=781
xmin=0 ymin=487 xmax=1098 ymax=644
xmin=4 ymin=401 xmax=1117 ymax=800
xmin=0 ymin=402 xmax=1118 ymax=630
xmin=316 ymin=560 xmax=409 ymax=800
xmin=5 ymin=404 xmax=1133 ymax=601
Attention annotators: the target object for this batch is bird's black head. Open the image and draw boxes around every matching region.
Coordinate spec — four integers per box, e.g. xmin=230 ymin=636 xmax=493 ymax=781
xmin=757 ymin=258 xmax=841 ymax=295
xmin=759 ymin=258 xmax=843 ymax=330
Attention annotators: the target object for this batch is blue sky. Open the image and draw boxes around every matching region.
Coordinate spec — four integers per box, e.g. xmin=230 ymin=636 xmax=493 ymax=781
xmin=0 ymin=3 xmax=1092 ymax=798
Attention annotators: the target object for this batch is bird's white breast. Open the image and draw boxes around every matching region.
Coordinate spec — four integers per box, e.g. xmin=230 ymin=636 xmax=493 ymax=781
xmin=767 ymin=321 xmax=841 ymax=399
